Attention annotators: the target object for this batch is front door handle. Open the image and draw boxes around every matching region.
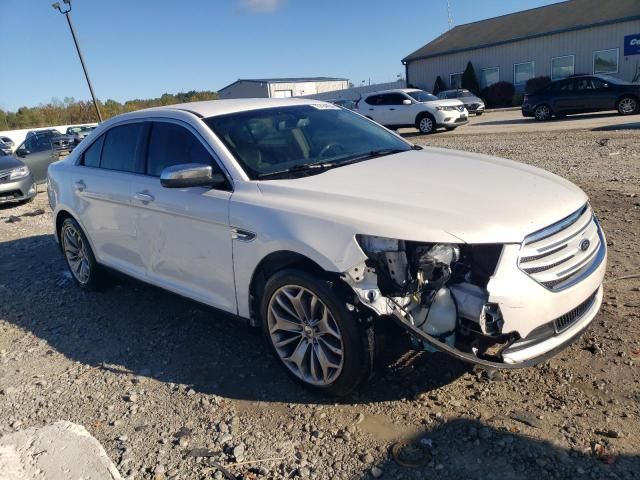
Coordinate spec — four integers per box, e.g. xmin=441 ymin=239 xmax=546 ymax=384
xmin=369 ymin=108 xmax=374 ymax=111
xmin=73 ymin=180 xmax=86 ymax=192
xmin=134 ymin=192 xmax=154 ymax=203
xmin=389 ymin=108 xmax=396 ymax=111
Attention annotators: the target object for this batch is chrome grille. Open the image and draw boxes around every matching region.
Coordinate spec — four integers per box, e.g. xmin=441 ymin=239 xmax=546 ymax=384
xmin=518 ymin=204 xmax=604 ymax=291
xmin=0 ymin=169 xmax=12 ymax=184
xmin=456 ymin=105 xmax=465 ymax=112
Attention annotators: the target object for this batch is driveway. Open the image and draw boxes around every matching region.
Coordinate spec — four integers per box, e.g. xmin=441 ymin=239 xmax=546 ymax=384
xmin=401 ymin=110 xmax=640 ymax=136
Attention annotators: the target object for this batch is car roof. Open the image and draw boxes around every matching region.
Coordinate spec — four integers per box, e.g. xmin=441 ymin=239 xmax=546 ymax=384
xmin=135 ymin=98 xmax=332 ymax=119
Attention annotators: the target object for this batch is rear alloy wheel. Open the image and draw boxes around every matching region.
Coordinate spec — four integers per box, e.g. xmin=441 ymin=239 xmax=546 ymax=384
xmin=534 ymin=104 xmax=552 ymax=121
xmin=261 ymin=269 xmax=372 ymax=396
xmin=417 ymin=114 xmax=435 ymax=134
xmin=617 ymin=96 xmax=638 ymax=116
xmin=60 ymin=218 xmax=105 ymax=290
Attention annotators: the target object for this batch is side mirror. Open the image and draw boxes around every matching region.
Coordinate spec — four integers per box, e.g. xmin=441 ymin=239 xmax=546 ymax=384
xmin=160 ymin=163 xmax=226 ymax=189
xmin=402 ymin=99 xmax=412 ymax=105
xmin=602 ymin=83 xmax=609 ymax=88
xmin=16 ymin=148 xmax=29 ymax=157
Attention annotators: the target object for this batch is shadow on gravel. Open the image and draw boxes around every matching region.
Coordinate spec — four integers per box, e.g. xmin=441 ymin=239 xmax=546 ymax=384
xmin=592 ymin=121 xmax=640 ymax=131
xmin=353 ymin=417 xmax=640 ymax=480
xmin=0 ymin=234 xmax=467 ymax=406
xmin=458 ymin=111 xmax=620 ymax=128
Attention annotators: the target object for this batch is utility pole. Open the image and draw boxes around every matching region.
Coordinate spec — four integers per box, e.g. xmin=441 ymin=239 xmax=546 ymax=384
xmin=447 ymin=0 xmax=454 ymax=30
xmin=52 ymin=0 xmax=103 ymax=122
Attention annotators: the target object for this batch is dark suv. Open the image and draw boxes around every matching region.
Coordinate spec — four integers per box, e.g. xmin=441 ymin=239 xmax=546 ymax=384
xmin=522 ymin=74 xmax=640 ymax=121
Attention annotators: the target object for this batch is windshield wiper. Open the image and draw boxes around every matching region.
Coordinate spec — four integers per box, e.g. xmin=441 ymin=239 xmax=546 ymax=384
xmin=257 ymin=148 xmax=410 ymax=179
xmin=257 ymin=161 xmax=337 ymax=179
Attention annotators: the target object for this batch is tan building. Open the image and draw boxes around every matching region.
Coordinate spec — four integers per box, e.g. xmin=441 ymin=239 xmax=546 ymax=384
xmin=218 ymin=77 xmax=349 ymax=99
xmin=403 ymin=0 xmax=640 ymax=92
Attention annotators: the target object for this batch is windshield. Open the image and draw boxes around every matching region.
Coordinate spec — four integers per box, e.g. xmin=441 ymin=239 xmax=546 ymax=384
xmin=205 ymin=104 xmax=411 ymax=179
xmin=69 ymin=126 xmax=94 ymax=134
xmin=407 ymin=90 xmax=438 ymax=102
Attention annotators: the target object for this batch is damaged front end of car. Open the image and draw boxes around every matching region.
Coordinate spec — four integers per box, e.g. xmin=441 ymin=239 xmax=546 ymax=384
xmin=342 ymin=235 xmax=530 ymax=369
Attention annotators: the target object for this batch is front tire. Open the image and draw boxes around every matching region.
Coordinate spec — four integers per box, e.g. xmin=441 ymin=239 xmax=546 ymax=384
xmin=617 ymin=96 xmax=638 ymax=116
xmin=416 ymin=113 xmax=436 ymax=134
xmin=260 ymin=269 xmax=372 ymax=396
xmin=60 ymin=218 xmax=106 ymax=290
xmin=534 ymin=104 xmax=552 ymax=121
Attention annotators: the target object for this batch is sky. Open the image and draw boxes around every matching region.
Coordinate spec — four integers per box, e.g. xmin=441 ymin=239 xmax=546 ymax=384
xmin=0 ymin=0 xmax=561 ymax=112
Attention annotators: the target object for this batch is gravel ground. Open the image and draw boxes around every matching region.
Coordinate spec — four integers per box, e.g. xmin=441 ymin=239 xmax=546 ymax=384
xmin=0 ymin=129 xmax=639 ymax=480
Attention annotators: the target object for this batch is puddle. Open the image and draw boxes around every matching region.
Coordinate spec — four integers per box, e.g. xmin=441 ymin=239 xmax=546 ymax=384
xmin=358 ymin=413 xmax=422 ymax=443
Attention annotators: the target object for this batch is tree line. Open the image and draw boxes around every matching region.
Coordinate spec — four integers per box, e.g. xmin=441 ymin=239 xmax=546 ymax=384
xmin=0 ymin=90 xmax=219 ymax=130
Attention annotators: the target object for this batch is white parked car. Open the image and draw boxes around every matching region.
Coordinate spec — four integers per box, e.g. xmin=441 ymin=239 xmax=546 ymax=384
xmin=48 ymin=99 xmax=606 ymax=396
xmin=356 ymin=88 xmax=469 ymax=134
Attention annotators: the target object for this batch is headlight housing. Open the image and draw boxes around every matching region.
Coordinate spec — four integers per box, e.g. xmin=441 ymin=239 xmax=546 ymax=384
xmin=9 ymin=165 xmax=30 ymax=180
xmin=435 ymin=105 xmax=457 ymax=111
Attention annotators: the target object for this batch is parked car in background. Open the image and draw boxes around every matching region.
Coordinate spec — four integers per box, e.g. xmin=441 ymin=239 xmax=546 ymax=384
xmin=25 ymin=128 xmax=75 ymax=155
xmin=14 ymin=132 xmax=59 ymax=183
xmin=66 ymin=125 xmax=97 ymax=145
xmin=355 ymin=88 xmax=468 ymax=134
xmin=437 ymin=89 xmax=485 ymax=115
xmin=331 ymin=99 xmax=357 ymax=110
xmin=0 ymin=139 xmax=13 ymax=156
xmin=48 ymin=98 xmax=605 ymax=396
xmin=0 ymin=136 xmax=15 ymax=151
xmin=0 ymin=155 xmax=36 ymax=204
xmin=522 ymin=74 xmax=640 ymax=121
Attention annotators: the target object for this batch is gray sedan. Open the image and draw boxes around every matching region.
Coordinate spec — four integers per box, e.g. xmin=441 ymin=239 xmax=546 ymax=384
xmin=438 ymin=89 xmax=485 ymax=115
xmin=0 ymin=155 xmax=37 ymax=204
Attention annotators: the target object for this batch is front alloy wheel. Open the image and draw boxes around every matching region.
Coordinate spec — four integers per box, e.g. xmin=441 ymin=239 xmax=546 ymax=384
xmin=261 ymin=269 xmax=372 ymax=396
xmin=418 ymin=115 xmax=435 ymax=134
xmin=534 ymin=104 xmax=552 ymax=121
xmin=267 ymin=285 xmax=344 ymax=386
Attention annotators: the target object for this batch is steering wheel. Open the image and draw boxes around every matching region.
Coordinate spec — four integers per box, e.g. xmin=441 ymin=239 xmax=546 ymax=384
xmin=318 ymin=143 xmax=343 ymax=158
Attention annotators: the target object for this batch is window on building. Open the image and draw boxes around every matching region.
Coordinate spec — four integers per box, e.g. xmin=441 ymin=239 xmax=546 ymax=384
xmin=449 ymin=72 xmax=463 ymax=89
xmin=551 ymin=55 xmax=575 ymax=80
xmin=514 ymin=62 xmax=535 ymax=85
xmin=479 ymin=67 xmax=500 ymax=88
xmin=593 ymin=49 xmax=619 ymax=74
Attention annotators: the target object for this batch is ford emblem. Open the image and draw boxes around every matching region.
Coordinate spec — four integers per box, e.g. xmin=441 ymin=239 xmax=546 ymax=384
xmin=579 ymin=239 xmax=590 ymax=252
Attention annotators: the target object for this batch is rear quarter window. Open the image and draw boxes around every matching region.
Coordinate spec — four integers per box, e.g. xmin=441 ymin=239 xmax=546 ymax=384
xmin=82 ymin=135 xmax=104 ymax=168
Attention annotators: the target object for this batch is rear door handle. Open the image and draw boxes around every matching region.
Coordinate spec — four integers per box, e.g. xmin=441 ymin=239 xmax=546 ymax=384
xmin=368 ymin=108 xmax=374 ymax=111
xmin=389 ymin=108 xmax=396 ymax=111
xmin=134 ymin=192 xmax=154 ymax=203
xmin=73 ymin=180 xmax=86 ymax=192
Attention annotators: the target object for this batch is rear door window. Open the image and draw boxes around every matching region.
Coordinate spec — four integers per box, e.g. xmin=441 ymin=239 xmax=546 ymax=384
xmin=146 ymin=122 xmax=214 ymax=177
xmin=100 ymin=123 xmax=147 ymax=173
xmin=364 ymin=95 xmax=381 ymax=106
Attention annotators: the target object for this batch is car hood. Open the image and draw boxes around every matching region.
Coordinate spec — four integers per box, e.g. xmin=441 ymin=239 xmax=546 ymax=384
xmin=422 ymin=99 xmax=464 ymax=108
xmin=0 ymin=155 xmax=25 ymax=171
xmin=256 ymin=148 xmax=587 ymax=244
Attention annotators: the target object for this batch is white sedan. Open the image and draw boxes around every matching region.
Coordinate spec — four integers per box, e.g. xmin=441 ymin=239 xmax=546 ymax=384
xmin=47 ymin=98 xmax=606 ymax=395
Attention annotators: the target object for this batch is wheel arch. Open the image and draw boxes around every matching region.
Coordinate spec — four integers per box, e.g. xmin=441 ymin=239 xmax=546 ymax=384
xmin=248 ymin=250 xmax=333 ymax=326
xmin=616 ymin=93 xmax=639 ymax=107
xmin=414 ymin=110 xmax=435 ymax=125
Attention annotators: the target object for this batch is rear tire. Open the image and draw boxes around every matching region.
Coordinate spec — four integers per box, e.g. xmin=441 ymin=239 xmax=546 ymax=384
xmin=60 ymin=218 xmax=106 ymax=291
xmin=534 ymin=104 xmax=552 ymax=121
xmin=260 ymin=268 xmax=372 ymax=396
xmin=416 ymin=113 xmax=436 ymax=134
xmin=617 ymin=96 xmax=638 ymax=116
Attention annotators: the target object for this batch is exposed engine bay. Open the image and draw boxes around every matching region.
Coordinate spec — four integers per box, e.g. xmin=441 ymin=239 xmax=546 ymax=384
xmin=342 ymin=236 xmax=522 ymax=367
